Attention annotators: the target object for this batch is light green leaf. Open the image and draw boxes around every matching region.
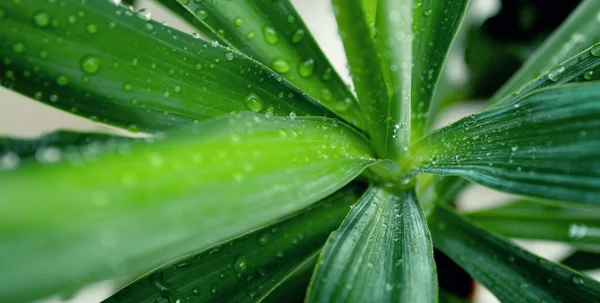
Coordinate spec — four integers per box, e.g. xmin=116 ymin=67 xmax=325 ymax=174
xmin=171 ymin=0 xmax=365 ymax=129
xmin=0 ymin=0 xmax=330 ymax=132
xmin=154 ymin=0 xmax=224 ymax=43
xmin=411 ymin=0 xmax=470 ymax=139
xmin=430 ymin=206 xmax=600 ymax=303
xmin=0 ymin=130 xmax=135 ymax=162
xmin=331 ymin=0 xmax=391 ymax=160
xmin=490 ymin=42 xmax=600 ymax=108
xmin=0 ymin=112 xmax=376 ymax=302
xmin=104 ymin=184 xmax=364 ymax=303
xmin=375 ymin=0 xmax=413 ymax=160
xmin=411 ymin=84 xmax=600 ymax=204
xmin=491 ymin=0 xmax=600 ymax=103
xmin=562 ymin=251 xmax=600 ymax=271
xmin=307 ymin=186 xmax=437 ymax=303
xmin=466 ymin=199 xmax=600 ymax=252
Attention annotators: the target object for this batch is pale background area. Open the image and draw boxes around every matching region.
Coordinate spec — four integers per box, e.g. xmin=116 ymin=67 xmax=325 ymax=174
xmin=0 ymin=0 xmax=595 ymax=302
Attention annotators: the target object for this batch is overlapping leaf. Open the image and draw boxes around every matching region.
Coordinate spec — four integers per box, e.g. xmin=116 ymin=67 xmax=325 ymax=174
xmin=430 ymin=206 xmax=600 ymax=303
xmin=411 ymin=84 xmax=600 ymax=204
xmin=0 ymin=112 xmax=376 ymax=302
xmin=171 ymin=0 xmax=364 ymax=128
xmin=104 ymin=184 xmax=364 ymax=303
xmin=307 ymin=187 xmax=436 ymax=302
xmin=0 ymin=0 xmax=330 ymax=132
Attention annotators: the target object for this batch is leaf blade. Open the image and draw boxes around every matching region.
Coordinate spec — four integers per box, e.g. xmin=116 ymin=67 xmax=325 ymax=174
xmin=430 ymin=206 xmax=600 ymax=303
xmin=0 ymin=112 xmax=376 ymax=302
xmin=0 ymin=0 xmax=330 ymax=132
xmin=306 ymin=186 xmax=437 ymax=303
xmin=411 ymin=84 xmax=600 ymax=204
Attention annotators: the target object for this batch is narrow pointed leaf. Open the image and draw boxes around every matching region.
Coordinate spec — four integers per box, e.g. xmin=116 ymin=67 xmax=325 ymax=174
xmin=0 ymin=0 xmax=330 ymax=132
xmin=171 ymin=0 xmax=365 ymax=129
xmin=491 ymin=0 xmax=600 ymax=103
xmin=307 ymin=187 xmax=437 ymax=302
xmin=466 ymin=199 xmax=600 ymax=252
xmin=332 ymin=0 xmax=391 ymax=159
xmin=154 ymin=0 xmax=223 ymax=43
xmin=490 ymin=42 xmax=600 ymax=108
xmin=411 ymin=0 xmax=470 ymax=139
xmin=430 ymin=206 xmax=600 ymax=303
xmin=411 ymin=84 xmax=600 ymax=204
xmin=562 ymin=251 xmax=600 ymax=271
xmin=0 ymin=112 xmax=376 ymax=302
xmin=375 ymin=0 xmax=413 ymax=159
xmin=0 ymin=130 xmax=136 ymax=162
xmin=104 ymin=184 xmax=364 ymax=303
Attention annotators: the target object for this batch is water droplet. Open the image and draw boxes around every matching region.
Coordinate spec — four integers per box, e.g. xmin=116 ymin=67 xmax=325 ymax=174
xmin=423 ymin=9 xmax=432 ymax=16
xmin=335 ymin=98 xmax=352 ymax=112
xmin=80 ymin=55 xmax=101 ymax=74
xmin=86 ymin=24 xmax=98 ymax=34
xmin=13 ymin=42 xmax=25 ymax=53
xmin=233 ymin=255 xmax=247 ymax=274
xmin=0 ymin=152 xmax=20 ymax=171
xmin=245 ymin=93 xmax=264 ymax=112
xmin=321 ymin=67 xmax=333 ymax=81
xmin=192 ymin=288 xmax=200 ymax=296
xmin=245 ymin=31 xmax=256 ymax=40
xmin=225 ymin=52 xmax=234 ymax=61
xmin=234 ymin=17 xmax=243 ymax=27
xmin=547 ymin=65 xmax=565 ymax=81
xmin=33 ymin=11 xmax=50 ymax=27
xmin=298 ymin=58 xmax=315 ymax=77
xmin=138 ymin=8 xmax=151 ymax=20
xmin=572 ymin=276 xmax=585 ymax=285
xmin=568 ymin=224 xmax=587 ymax=239
xmin=36 ymin=147 xmax=61 ymax=163
xmin=591 ymin=43 xmax=600 ymax=57
xmin=263 ymin=25 xmax=279 ymax=44
xmin=320 ymin=88 xmax=332 ymax=101
xmin=123 ymin=83 xmax=132 ymax=91
xmin=258 ymin=233 xmax=269 ymax=246
xmin=291 ymin=28 xmax=305 ymax=43
xmin=289 ymin=111 xmax=297 ymax=120
xmin=271 ymin=58 xmax=290 ymax=73
xmin=195 ymin=9 xmax=207 ymax=20
xmin=584 ymin=70 xmax=594 ymax=80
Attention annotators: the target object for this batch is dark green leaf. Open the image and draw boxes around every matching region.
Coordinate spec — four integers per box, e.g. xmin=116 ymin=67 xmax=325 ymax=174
xmin=411 ymin=0 xmax=470 ymax=139
xmin=153 ymin=0 xmax=224 ymax=43
xmin=562 ymin=251 xmax=600 ymax=271
xmin=466 ymin=199 xmax=600 ymax=252
xmin=170 ymin=0 xmax=365 ymax=129
xmin=490 ymin=42 xmax=600 ymax=108
xmin=0 ymin=0 xmax=330 ymax=132
xmin=411 ymin=84 xmax=600 ymax=204
xmin=307 ymin=187 xmax=437 ymax=302
xmin=0 ymin=112 xmax=376 ymax=302
xmin=375 ymin=0 xmax=413 ymax=160
xmin=491 ymin=0 xmax=600 ymax=103
xmin=104 ymin=184 xmax=364 ymax=303
xmin=430 ymin=206 xmax=600 ymax=303
xmin=0 ymin=130 xmax=135 ymax=162
xmin=332 ymin=0 xmax=391 ymax=159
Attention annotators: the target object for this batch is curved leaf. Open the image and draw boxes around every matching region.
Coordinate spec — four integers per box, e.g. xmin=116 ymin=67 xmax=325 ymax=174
xmin=332 ymin=0 xmax=391 ymax=159
xmin=491 ymin=0 xmax=600 ymax=103
xmin=170 ymin=0 xmax=365 ymax=129
xmin=466 ymin=199 xmax=600 ymax=252
xmin=307 ymin=187 xmax=437 ymax=303
xmin=0 ymin=0 xmax=330 ymax=132
xmin=104 ymin=183 xmax=364 ymax=303
xmin=430 ymin=206 xmax=600 ymax=303
xmin=411 ymin=84 xmax=600 ymax=204
xmin=411 ymin=0 xmax=470 ymax=139
xmin=490 ymin=42 xmax=600 ymax=108
xmin=0 ymin=112 xmax=376 ymax=302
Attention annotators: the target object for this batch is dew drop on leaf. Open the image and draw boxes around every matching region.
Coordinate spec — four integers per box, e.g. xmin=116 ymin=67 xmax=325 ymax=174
xmin=547 ymin=65 xmax=565 ymax=81
xmin=298 ymin=58 xmax=315 ymax=77
xmin=245 ymin=93 xmax=263 ymax=112
xmin=590 ymin=43 xmax=600 ymax=57
xmin=572 ymin=276 xmax=585 ymax=285
xmin=291 ymin=28 xmax=305 ymax=44
xmin=271 ymin=58 xmax=290 ymax=73
xmin=262 ymin=25 xmax=279 ymax=44
xmin=233 ymin=255 xmax=248 ymax=274
xmin=195 ymin=9 xmax=207 ymax=20
xmin=584 ymin=70 xmax=594 ymax=80
xmin=33 ymin=11 xmax=50 ymax=27
xmin=233 ymin=17 xmax=243 ymax=27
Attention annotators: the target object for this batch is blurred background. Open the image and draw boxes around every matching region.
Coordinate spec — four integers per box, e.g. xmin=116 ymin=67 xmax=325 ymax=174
xmin=1 ymin=0 xmax=596 ymax=302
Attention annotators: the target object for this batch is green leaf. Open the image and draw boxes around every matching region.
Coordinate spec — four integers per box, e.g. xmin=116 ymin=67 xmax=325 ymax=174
xmin=0 ymin=112 xmax=376 ymax=302
xmin=0 ymin=0 xmax=331 ymax=132
xmin=411 ymin=84 xmax=600 ymax=204
xmin=562 ymin=251 xmax=600 ymax=271
xmin=491 ymin=0 xmax=600 ymax=103
xmin=430 ymin=206 xmax=600 ymax=303
xmin=331 ymin=0 xmax=391 ymax=159
xmin=104 ymin=183 xmax=364 ymax=303
xmin=171 ymin=0 xmax=365 ymax=129
xmin=490 ymin=42 xmax=600 ymax=108
xmin=466 ymin=199 xmax=600 ymax=252
xmin=0 ymin=130 xmax=135 ymax=162
xmin=154 ymin=0 xmax=223 ymax=43
xmin=307 ymin=186 xmax=437 ymax=302
xmin=375 ymin=0 xmax=413 ymax=160
xmin=411 ymin=0 xmax=470 ymax=139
